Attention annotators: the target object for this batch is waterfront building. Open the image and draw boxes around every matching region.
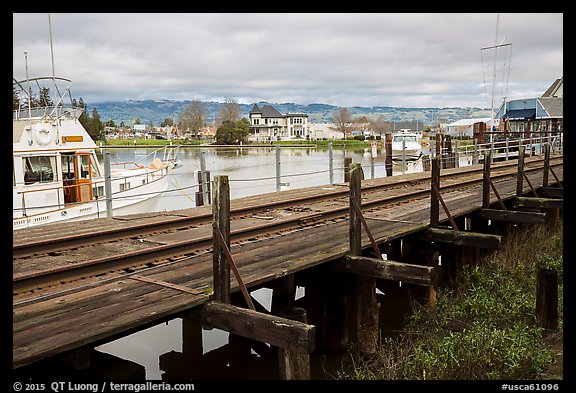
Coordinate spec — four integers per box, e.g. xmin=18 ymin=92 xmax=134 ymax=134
xmin=248 ymin=104 xmax=309 ymax=142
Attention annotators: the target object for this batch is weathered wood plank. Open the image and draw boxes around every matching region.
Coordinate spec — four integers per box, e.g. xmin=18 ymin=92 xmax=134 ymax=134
xmin=339 ymin=255 xmax=434 ymax=286
xmin=199 ymin=301 xmax=315 ymax=354
xmin=419 ymin=227 xmax=502 ymax=249
xmin=513 ymin=197 xmax=563 ymax=209
xmin=476 ymin=208 xmax=547 ymax=224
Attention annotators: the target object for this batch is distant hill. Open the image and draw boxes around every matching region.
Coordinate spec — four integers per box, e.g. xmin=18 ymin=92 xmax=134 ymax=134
xmin=90 ymin=99 xmax=492 ymax=128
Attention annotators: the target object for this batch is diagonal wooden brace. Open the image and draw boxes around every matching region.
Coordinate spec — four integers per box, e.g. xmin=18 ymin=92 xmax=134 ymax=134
xmin=488 ymin=178 xmax=507 ymax=210
xmin=522 ymin=171 xmax=539 ymax=197
xmin=431 ymin=183 xmax=459 ymax=231
xmin=214 ymin=225 xmax=256 ymax=311
xmin=350 ymin=198 xmax=384 ymax=260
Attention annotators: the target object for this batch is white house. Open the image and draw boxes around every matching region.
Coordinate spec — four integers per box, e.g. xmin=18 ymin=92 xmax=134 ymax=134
xmin=445 ymin=118 xmax=497 ymax=138
xmin=248 ymin=104 xmax=309 ymax=142
xmin=308 ymin=123 xmax=343 ymax=140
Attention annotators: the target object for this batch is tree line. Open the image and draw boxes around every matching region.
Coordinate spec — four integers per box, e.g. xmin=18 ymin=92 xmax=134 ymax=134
xmin=14 ymin=85 xmax=428 ymax=145
xmin=13 ymin=85 xmax=105 ymax=141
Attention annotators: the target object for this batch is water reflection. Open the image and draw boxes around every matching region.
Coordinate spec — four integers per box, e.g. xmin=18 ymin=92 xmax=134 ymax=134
xmin=98 ymin=145 xmax=430 ymax=212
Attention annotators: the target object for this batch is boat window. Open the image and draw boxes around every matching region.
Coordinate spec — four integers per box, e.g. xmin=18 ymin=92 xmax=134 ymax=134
xmin=394 ymin=135 xmax=418 ymax=143
xmin=23 ymin=156 xmax=57 ymax=185
xmin=78 ymin=155 xmax=90 ymax=179
xmin=90 ymin=154 xmax=101 ymax=178
xmin=61 ymin=154 xmax=75 ymax=180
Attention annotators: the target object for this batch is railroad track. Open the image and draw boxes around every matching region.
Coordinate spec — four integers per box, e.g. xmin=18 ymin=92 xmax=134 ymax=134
xmin=13 ymin=155 xmax=563 ymax=298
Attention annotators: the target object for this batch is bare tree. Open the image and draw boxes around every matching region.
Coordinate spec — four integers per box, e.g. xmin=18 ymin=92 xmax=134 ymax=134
xmin=331 ymin=107 xmax=354 ymax=139
xmin=217 ymin=97 xmax=241 ymax=125
xmin=180 ymin=100 xmax=208 ymax=136
xmin=369 ymin=115 xmax=390 ymax=138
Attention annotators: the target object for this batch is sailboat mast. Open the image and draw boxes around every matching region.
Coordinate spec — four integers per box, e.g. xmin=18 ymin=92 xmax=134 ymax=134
xmin=48 ymin=14 xmax=57 ymax=87
xmin=24 ymin=51 xmax=32 ymax=125
xmin=481 ymin=14 xmax=511 ymax=145
xmin=490 ymin=14 xmax=500 ymax=143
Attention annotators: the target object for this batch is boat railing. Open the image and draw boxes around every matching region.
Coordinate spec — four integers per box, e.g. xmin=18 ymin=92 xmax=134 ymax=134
xmin=429 ymin=134 xmax=562 ymax=167
xmin=110 ymin=161 xmax=148 ymax=170
xmin=130 ymin=145 xmax=182 ymax=167
xmin=13 ymin=76 xmax=78 ymax=121
xmin=15 ymin=165 xmax=169 ymax=219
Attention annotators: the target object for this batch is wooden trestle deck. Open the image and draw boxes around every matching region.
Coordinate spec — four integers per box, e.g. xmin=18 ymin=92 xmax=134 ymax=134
xmin=12 ymin=157 xmax=563 ymax=371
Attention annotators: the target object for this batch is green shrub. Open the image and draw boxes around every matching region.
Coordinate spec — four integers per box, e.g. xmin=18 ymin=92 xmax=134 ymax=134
xmin=336 ymin=223 xmax=563 ymax=380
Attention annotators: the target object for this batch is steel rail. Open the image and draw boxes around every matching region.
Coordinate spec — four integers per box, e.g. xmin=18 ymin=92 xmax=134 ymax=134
xmin=13 ymin=155 xmax=562 ymax=258
xmin=13 ymin=158 xmax=562 ymax=295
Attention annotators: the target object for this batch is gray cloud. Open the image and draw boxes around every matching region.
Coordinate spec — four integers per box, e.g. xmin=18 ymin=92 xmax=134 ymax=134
xmin=13 ymin=13 xmax=563 ymax=109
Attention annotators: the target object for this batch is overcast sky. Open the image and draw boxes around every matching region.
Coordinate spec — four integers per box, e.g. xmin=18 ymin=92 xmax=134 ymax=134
xmin=13 ymin=13 xmax=563 ymax=109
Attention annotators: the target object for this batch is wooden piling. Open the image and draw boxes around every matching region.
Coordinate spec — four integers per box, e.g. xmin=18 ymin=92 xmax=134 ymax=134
xmin=422 ymin=154 xmax=431 ymax=171
xmin=277 ymin=307 xmax=311 ymax=380
xmin=213 ymin=175 xmax=231 ymax=303
xmin=543 ymin=144 xmax=550 ymax=187
xmin=349 ymin=163 xmax=379 ymax=354
xmin=195 ymin=170 xmax=204 ymax=206
xmin=430 ymin=156 xmax=440 ymax=228
xmin=385 ymin=133 xmax=393 ymax=176
xmin=517 ymin=146 xmax=525 ymax=196
xmin=536 ymin=268 xmax=558 ymax=332
xmin=349 ymin=163 xmax=362 ymax=257
xmin=271 ymin=275 xmax=296 ymax=313
xmin=482 ymin=150 xmax=492 ymax=208
xmin=344 ymin=157 xmax=352 ymax=183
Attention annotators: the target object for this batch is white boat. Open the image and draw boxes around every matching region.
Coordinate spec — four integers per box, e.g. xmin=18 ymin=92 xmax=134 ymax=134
xmin=13 ymin=76 xmax=177 ymax=231
xmin=391 ymin=131 xmax=422 ymax=161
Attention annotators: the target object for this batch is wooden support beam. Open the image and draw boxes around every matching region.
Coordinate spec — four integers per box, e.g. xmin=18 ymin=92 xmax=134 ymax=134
xmin=200 ymin=301 xmax=315 ymax=354
xmin=340 ymin=255 xmax=434 ymax=287
xmin=513 ymin=197 xmax=563 ymax=210
xmin=540 ymin=187 xmax=563 ymax=199
xmin=419 ymin=227 xmax=502 ymax=249
xmin=476 ymin=208 xmax=547 ymax=224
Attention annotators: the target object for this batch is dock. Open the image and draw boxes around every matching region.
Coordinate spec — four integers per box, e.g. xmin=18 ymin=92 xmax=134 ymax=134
xmin=12 ymin=147 xmax=563 ymax=379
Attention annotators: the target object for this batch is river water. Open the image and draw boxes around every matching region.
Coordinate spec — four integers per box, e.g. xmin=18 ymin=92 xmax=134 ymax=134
xmin=90 ymin=144 xmax=431 ymax=380
xmin=99 ymin=144 xmax=430 ymax=211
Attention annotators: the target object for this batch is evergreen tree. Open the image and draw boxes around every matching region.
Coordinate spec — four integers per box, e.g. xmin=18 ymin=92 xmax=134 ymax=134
xmin=39 ymin=87 xmax=54 ymax=107
xmin=75 ymin=98 xmax=103 ymax=141
xmin=13 ymin=86 xmax=21 ymax=110
xmin=161 ymin=117 xmax=174 ymax=127
xmin=215 ymin=119 xmax=250 ymax=145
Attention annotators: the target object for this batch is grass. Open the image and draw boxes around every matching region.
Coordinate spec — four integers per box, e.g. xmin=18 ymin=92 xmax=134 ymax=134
xmin=334 ymin=222 xmax=563 ymax=380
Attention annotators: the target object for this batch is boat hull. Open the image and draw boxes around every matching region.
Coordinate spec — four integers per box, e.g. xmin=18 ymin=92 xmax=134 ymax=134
xmin=391 ymin=147 xmax=422 ymax=161
xmin=13 ymin=175 xmax=170 ymax=230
